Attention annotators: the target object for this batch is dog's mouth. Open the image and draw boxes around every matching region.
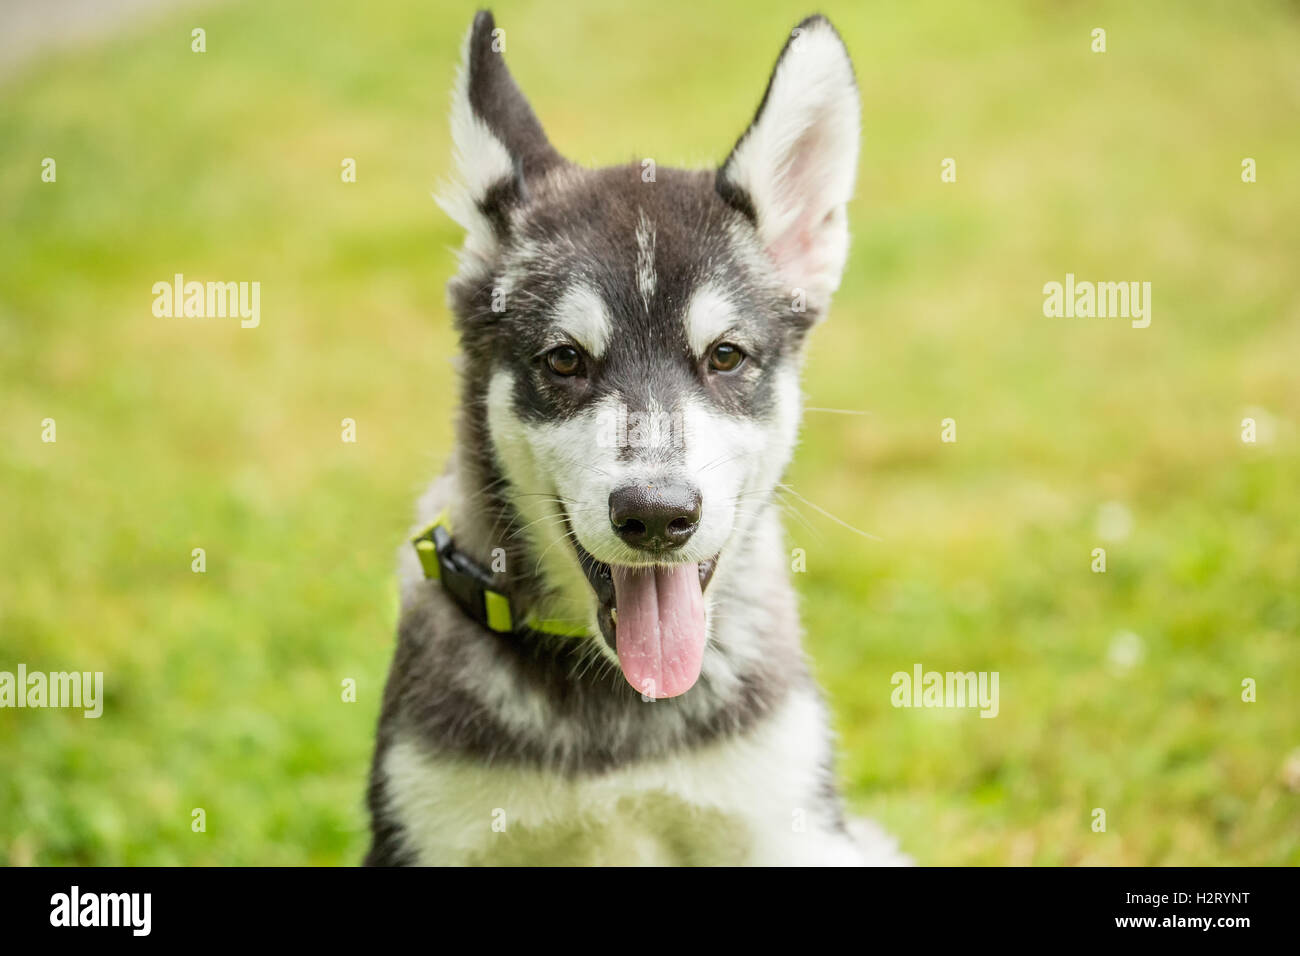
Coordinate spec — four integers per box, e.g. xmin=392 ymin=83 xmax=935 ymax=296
xmin=572 ymin=538 xmax=718 ymax=699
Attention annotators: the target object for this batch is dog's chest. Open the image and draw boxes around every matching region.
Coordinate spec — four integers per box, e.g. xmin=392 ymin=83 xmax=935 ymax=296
xmin=464 ymin=788 xmax=750 ymax=866
xmin=380 ymin=690 xmax=834 ymax=865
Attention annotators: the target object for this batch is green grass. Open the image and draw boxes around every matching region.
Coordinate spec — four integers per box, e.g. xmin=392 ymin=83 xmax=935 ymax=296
xmin=2 ymin=0 xmax=1298 ymax=865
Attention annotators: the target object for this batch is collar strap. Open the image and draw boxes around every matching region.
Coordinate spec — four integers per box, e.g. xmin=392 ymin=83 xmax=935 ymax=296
xmin=411 ymin=511 xmax=589 ymax=639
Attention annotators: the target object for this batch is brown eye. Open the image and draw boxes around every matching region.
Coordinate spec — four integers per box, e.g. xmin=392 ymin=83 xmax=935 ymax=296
xmin=545 ymin=345 xmax=585 ymax=377
xmin=708 ymin=342 xmax=745 ymax=373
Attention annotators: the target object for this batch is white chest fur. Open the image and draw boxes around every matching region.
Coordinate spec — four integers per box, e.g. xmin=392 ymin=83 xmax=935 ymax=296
xmin=380 ymin=689 xmax=871 ymax=865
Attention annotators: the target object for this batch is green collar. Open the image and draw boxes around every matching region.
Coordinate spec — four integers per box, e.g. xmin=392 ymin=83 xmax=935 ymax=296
xmin=411 ymin=511 xmax=589 ymax=639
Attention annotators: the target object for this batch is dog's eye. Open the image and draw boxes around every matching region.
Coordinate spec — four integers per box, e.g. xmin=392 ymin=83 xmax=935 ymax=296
xmin=545 ymin=345 xmax=586 ymax=377
xmin=708 ymin=342 xmax=745 ymax=373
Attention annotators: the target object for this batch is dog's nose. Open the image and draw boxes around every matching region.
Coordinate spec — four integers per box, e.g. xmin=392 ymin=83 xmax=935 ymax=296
xmin=609 ymin=483 xmax=701 ymax=552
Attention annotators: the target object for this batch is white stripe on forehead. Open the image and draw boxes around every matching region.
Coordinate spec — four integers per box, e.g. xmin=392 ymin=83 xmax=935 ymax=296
xmin=635 ymin=209 xmax=656 ymax=313
xmin=552 ymin=282 xmax=612 ymax=358
xmin=684 ymin=282 xmax=737 ymax=357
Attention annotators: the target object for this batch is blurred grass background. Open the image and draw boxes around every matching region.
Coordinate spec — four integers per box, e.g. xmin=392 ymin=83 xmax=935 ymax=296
xmin=1 ymin=0 xmax=1297 ymax=865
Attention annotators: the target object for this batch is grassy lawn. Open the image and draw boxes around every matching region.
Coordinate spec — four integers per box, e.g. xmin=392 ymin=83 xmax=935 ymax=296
xmin=1 ymin=0 xmax=1297 ymax=865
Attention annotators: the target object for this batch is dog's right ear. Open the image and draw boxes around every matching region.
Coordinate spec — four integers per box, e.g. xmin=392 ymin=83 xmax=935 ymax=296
xmin=440 ymin=11 xmax=563 ymax=275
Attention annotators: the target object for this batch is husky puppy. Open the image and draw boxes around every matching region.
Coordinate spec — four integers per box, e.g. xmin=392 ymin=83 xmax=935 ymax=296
xmin=365 ymin=9 xmax=905 ymax=866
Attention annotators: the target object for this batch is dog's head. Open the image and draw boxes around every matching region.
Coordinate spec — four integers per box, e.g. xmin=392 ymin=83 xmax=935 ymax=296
xmin=442 ymin=11 xmax=859 ymax=698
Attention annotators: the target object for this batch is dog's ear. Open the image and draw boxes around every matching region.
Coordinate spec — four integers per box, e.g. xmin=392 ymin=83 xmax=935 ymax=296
xmin=440 ymin=11 xmax=564 ymax=274
xmin=717 ymin=16 xmax=860 ymax=311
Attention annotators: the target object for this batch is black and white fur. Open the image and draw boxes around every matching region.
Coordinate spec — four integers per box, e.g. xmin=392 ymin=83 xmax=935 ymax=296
xmin=365 ymin=10 xmax=907 ymax=866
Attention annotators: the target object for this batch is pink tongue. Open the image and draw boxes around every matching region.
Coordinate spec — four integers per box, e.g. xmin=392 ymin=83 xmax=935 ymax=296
xmin=611 ymin=563 xmax=705 ymax=698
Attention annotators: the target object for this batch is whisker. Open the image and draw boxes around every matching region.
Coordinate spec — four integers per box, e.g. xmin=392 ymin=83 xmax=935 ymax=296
xmin=774 ymin=482 xmax=881 ymax=542
xmin=507 ymin=511 xmax=568 ymax=542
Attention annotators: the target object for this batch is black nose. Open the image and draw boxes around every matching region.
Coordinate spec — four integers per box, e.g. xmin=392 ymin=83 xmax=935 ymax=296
xmin=609 ymin=483 xmax=702 ymax=552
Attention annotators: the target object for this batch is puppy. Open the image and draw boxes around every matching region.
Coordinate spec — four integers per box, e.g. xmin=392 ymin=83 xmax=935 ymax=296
xmin=366 ymin=10 xmax=905 ymax=866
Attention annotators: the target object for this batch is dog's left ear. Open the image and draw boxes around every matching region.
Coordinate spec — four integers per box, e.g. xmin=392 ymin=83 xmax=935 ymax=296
xmin=718 ymin=16 xmax=860 ymax=311
xmin=441 ymin=11 xmax=565 ymax=275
